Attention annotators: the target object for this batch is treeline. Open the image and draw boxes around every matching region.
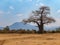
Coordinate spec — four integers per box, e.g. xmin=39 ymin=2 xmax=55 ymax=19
xmin=0 ymin=26 xmax=37 ymax=34
xmin=0 ymin=26 xmax=60 ymax=34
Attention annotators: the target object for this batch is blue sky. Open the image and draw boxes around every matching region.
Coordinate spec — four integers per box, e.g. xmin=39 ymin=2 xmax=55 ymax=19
xmin=0 ymin=0 xmax=60 ymax=27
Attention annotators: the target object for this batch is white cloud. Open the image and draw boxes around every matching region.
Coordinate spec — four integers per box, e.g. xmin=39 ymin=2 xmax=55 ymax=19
xmin=9 ymin=6 xmax=14 ymax=10
xmin=0 ymin=11 xmax=11 ymax=16
xmin=40 ymin=3 xmax=45 ymax=6
xmin=17 ymin=13 xmax=23 ymax=17
xmin=0 ymin=11 xmax=6 ymax=17
xmin=57 ymin=10 xmax=60 ymax=13
xmin=36 ymin=4 xmax=39 ymax=6
xmin=54 ymin=18 xmax=60 ymax=26
xmin=36 ymin=3 xmax=45 ymax=7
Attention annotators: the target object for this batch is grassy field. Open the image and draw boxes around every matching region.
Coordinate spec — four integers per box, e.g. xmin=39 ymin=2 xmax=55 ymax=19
xmin=0 ymin=33 xmax=60 ymax=45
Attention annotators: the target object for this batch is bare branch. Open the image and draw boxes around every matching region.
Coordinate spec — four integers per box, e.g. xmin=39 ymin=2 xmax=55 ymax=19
xmin=22 ymin=6 xmax=55 ymax=33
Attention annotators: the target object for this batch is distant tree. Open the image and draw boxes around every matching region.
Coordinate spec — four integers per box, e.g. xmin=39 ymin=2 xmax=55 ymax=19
xmin=31 ymin=30 xmax=36 ymax=34
xmin=10 ymin=29 xmax=17 ymax=33
xmin=23 ymin=6 xmax=55 ymax=34
xmin=56 ymin=28 xmax=60 ymax=33
xmin=51 ymin=30 xmax=56 ymax=33
xmin=26 ymin=30 xmax=31 ymax=34
xmin=3 ymin=26 xmax=10 ymax=32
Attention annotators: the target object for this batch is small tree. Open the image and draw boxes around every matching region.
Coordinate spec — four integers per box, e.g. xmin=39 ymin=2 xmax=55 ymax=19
xmin=56 ymin=28 xmax=60 ymax=33
xmin=31 ymin=30 xmax=36 ymax=34
xmin=23 ymin=6 xmax=55 ymax=34
xmin=3 ymin=26 xmax=10 ymax=32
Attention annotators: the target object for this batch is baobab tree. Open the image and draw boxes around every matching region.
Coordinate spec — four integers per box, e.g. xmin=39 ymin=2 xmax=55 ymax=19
xmin=23 ymin=6 xmax=55 ymax=33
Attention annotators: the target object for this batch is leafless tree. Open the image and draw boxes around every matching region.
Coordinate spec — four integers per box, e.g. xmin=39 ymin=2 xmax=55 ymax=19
xmin=23 ymin=6 xmax=55 ymax=33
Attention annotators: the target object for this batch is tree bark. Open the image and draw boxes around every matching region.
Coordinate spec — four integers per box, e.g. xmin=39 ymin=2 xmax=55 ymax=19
xmin=39 ymin=9 xmax=44 ymax=34
xmin=38 ymin=24 xmax=44 ymax=34
xmin=40 ymin=24 xmax=44 ymax=33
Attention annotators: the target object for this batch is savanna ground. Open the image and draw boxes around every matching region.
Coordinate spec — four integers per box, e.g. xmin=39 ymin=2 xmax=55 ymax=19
xmin=0 ymin=33 xmax=60 ymax=45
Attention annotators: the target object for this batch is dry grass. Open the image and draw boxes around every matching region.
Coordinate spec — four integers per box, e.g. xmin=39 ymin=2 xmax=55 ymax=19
xmin=0 ymin=33 xmax=60 ymax=45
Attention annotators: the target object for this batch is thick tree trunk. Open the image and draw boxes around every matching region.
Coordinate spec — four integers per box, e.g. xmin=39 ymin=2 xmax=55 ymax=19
xmin=38 ymin=25 xmax=41 ymax=33
xmin=39 ymin=9 xmax=44 ymax=34
xmin=40 ymin=24 xmax=44 ymax=33
xmin=38 ymin=24 xmax=44 ymax=34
